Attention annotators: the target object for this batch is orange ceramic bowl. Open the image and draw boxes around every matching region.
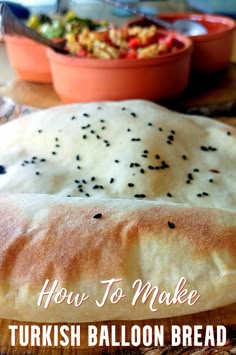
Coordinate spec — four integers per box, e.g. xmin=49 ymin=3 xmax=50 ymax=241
xmin=4 ymin=35 xmax=52 ymax=83
xmin=47 ymin=31 xmax=192 ymax=103
xmin=128 ymin=14 xmax=236 ymax=73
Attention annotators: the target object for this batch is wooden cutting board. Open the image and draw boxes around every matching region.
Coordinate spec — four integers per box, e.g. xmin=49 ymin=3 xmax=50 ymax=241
xmin=1 ymin=63 xmax=236 ymax=117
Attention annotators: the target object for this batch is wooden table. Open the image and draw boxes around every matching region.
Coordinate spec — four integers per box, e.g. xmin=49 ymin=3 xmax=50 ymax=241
xmin=0 ymin=42 xmax=236 ymax=354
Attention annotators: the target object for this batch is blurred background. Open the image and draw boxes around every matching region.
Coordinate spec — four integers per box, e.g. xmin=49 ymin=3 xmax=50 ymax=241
xmin=2 ymin=0 xmax=236 ymax=25
xmin=1 ymin=1 xmax=189 ymax=24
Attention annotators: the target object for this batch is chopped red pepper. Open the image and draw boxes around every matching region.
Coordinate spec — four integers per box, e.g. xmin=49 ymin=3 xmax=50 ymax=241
xmin=210 ymin=169 xmax=220 ymax=174
xmin=125 ymin=50 xmax=138 ymax=59
xmin=159 ymin=33 xmax=174 ymax=49
xmin=128 ymin=37 xmax=141 ymax=49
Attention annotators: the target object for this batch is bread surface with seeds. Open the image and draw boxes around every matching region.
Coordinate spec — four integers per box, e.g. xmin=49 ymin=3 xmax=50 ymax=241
xmin=0 ymin=100 xmax=235 ymax=322
xmin=0 ymin=100 xmax=235 ymax=209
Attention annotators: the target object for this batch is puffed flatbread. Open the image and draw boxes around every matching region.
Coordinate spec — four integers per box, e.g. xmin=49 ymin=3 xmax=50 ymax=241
xmin=0 ymin=100 xmax=235 ymax=322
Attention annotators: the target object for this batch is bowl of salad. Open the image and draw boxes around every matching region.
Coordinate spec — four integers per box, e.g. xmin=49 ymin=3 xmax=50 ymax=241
xmin=4 ymin=11 xmax=108 ymax=83
xmin=128 ymin=13 xmax=236 ymax=73
xmin=47 ymin=24 xmax=192 ymax=103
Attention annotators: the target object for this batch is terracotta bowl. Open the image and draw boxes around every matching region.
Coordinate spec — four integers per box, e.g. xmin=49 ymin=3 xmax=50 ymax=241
xmin=4 ymin=35 xmax=52 ymax=83
xmin=47 ymin=31 xmax=192 ymax=103
xmin=128 ymin=14 xmax=236 ymax=73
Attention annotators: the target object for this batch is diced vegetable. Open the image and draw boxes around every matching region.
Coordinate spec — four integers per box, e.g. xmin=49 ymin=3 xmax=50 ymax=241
xmin=66 ymin=26 xmax=182 ymax=59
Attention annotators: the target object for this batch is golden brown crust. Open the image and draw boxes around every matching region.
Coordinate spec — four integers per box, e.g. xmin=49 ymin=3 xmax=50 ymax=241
xmin=0 ymin=193 xmax=235 ymax=322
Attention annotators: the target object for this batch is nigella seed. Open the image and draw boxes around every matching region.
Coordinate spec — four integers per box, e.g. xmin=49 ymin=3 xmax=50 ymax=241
xmin=76 ymin=155 xmax=80 ymax=161
xmin=131 ymin=138 xmax=141 ymax=142
xmin=55 ymin=144 xmax=60 ymax=148
xmin=167 ymin=193 xmax=172 ymax=197
xmin=186 ymin=180 xmax=191 ymax=184
xmin=67 ymin=195 xmax=71 ymax=197
xmin=93 ymin=213 xmax=102 ymax=219
xmin=134 ymin=163 xmax=140 ymax=167
xmin=91 ymin=176 xmax=96 ymax=181
xmin=40 ymin=159 xmax=46 ymax=162
xmin=21 ymin=164 xmax=25 ymax=167
xmin=122 ymin=107 xmax=126 ymax=111
xmin=159 ymin=127 xmax=163 ymax=132
xmin=193 ymin=169 xmax=200 ymax=172
xmin=90 ymin=130 xmax=95 ymax=134
xmin=55 ymin=138 xmax=59 ymax=142
xmin=0 ymin=165 xmax=6 ymax=174
xmin=168 ymin=135 xmax=174 ymax=141
xmin=142 ymin=154 xmax=148 ymax=158
xmin=209 ymin=179 xmax=214 ymax=183
xmin=102 ymin=127 xmax=106 ymax=130
xmin=24 ymin=161 xmax=29 ymax=164
xmin=168 ymin=221 xmax=175 ymax=229
xmin=92 ymin=185 xmax=104 ymax=190
xmin=82 ymin=179 xmax=87 ymax=184
xmin=155 ymin=154 xmax=160 ymax=159
xmin=96 ymin=135 xmax=101 ymax=140
xmin=85 ymin=193 xmax=90 ymax=197
xmin=31 ymin=161 xmax=35 ymax=164
xmin=74 ymin=180 xmax=80 ymax=183
xmin=188 ymin=173 xmax=194 ymax=180
xmin=148 ymin=165 xmax=154 ymax=170
xmin=77 ymin=166 xmax=81 ymax=170
xmin=134 ymin=194 xmax=146 ymax=198
xmin=130 ymin=163 xmax=134 ymax=168
xmin=167 ymin=141 xmax=172 ymax=145
xmin=114 ymin=159 xmax=119 ymax=163
xmin=83 ymin=113 xmax=90 ymax=117
xmin=130 ymin=112 xmax=137 ymax=118
xmin=201 ymin=146 xmax=208 ymax=152
xmin=171 ymin=130 xmax=175 ymax=134
xmin=79 ymin=188 xmax=84 ymax=193
xmin=82 ymin=124 xmax=90 ymax=129
xmin=140 ymin=169 xmax=145 ymax=174
xmin=110 ymin=178 xmax=114 ymax=184
xmin=127 ymin=128 xmax=131 ymax=132
xmin=83 ymin=135 xmax=87 ymax=139
xmin=35 ymin=171 xmax=40 ymax=176
xmin=208 ymin=146 xmax=217 ymax=151
xmin=97 ymin=107 xmax=102 ymax=110
xmin=71 ymin=116 xmax=76 ymax=120
xmin=128 ymin=183 xmax=134 ymax=187
xmin=197 ymin=194 xmax=202 ymax=197
xmin=52 ymin=152 xmax=57 ymax=155
xmin=32 ymin=156 xmax=37 ymax=160
xmin=38 ymin=129 xmax=42 ymax=133
xmin=182 ymin=155 xmax=187 ymax=160
xmin=161 ymin=161 xmax=169 ymax=169
xmin=227 ymin=131 xmax=231 ymax=136
xmin=148 ymin=123 xmax=153 ymax=126
xmin=143 ymin=150 xmax=149 ymax=154
xmin=203 ymin=192 xmax=209 ymax=196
